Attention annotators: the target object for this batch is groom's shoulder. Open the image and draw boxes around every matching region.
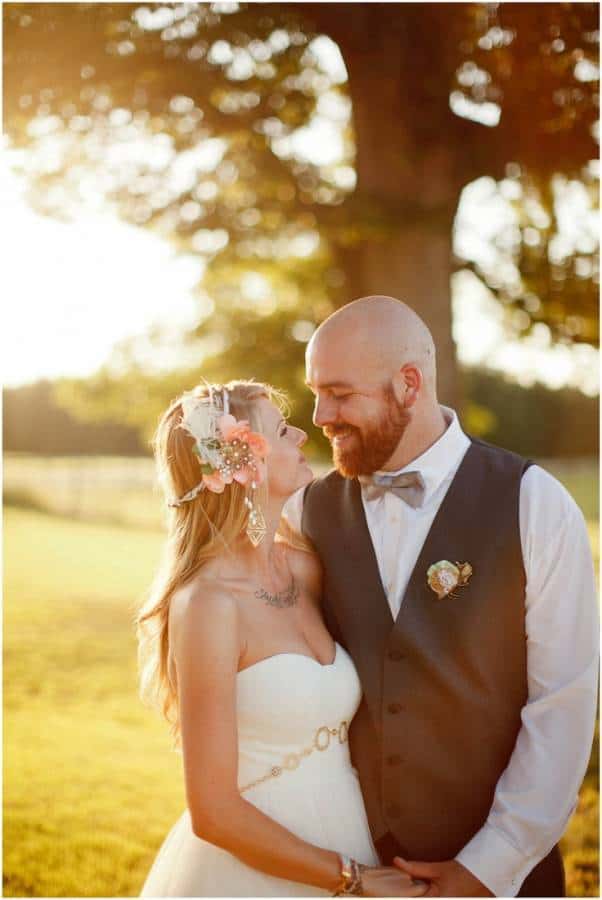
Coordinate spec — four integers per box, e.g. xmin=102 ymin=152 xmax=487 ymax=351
xmin=466 ymin=434 xmax=532 ymax=474
xmin=305 ymin=467 xmax=346 ymax=500
xmin=282 ymin=470 xmax=346 ymax=534
xmin=467 ymin=437 xmax=583 ymax=516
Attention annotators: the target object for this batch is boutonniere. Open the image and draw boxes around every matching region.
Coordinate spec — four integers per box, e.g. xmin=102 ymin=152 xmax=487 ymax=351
xmin=427 ymin=560 xmax=473 ymax=599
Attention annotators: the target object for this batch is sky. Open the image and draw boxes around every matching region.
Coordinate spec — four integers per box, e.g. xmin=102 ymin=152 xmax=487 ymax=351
xmin=1 ymin=158 xmax=207 ymax=385
xmin=2 ymin=33 xmax=598 ymax=397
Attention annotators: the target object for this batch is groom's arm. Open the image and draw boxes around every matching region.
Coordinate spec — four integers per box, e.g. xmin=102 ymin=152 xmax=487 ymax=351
xmin=453 ymin=464 xmax=599 ymax=897
xmin=396 ymin=464 xmax=598 ymax=897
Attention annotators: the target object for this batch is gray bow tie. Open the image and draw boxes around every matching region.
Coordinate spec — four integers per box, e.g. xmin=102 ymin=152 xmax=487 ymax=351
xmin=360 ymin=470 xmax=426 ymax=508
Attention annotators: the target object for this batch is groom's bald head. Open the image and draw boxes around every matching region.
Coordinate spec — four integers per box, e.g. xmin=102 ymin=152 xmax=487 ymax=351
xmin=307 ymin=295 xmax=437 ymax=394
xmin=306 ymin=296 xmax=439 ymax=476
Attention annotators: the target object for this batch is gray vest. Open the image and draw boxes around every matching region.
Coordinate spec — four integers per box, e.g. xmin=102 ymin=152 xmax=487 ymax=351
xmin=302 ymin=438 xmax=531 ymax=860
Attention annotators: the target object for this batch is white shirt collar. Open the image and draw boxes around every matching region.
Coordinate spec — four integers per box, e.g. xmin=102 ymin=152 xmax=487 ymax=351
xmin=369 ymin=406 xmax=470 ymax=504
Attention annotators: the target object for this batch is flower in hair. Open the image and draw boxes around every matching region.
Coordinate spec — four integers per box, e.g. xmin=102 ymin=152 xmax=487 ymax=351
xmin=246 ymin=431 xmax=270 ymax=458
xmin=169 ymin=389 xmax=271 ymax=507
xmin=217 ymin=415 xmax=270 ymax=460
xmin=208 ymin=415 xmax=270 ymax=492
xmin=218 ymin=415 xmax=250 ymax=443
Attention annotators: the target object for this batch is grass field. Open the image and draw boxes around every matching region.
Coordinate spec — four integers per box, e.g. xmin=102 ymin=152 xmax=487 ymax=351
xmin=3 ymin=455 xmax=599 ymax=896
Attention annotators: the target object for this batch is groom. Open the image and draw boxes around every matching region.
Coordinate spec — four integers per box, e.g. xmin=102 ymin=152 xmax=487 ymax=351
xmin=282 ymin=296 xmax=598 ymax=897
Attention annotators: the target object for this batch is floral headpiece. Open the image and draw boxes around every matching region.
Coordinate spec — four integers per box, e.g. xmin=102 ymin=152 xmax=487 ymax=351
xmin=168 ymin=386 xmax=270 ymax=509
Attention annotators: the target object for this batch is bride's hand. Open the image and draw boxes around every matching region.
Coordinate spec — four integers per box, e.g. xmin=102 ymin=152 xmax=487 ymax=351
xmin=361 ymin=865 xmax=430 ymax=897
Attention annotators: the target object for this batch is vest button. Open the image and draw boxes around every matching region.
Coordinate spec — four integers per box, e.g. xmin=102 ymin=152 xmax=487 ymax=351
xmin=388 ymin=649 xmax=405 ymax=661
xmin=387 ymin=702 xmax=403 ymax=714
xmin=386 ymin=803 xmax=401 ymax=818
xmin=386 ymin=754 xmax=402 ymax=766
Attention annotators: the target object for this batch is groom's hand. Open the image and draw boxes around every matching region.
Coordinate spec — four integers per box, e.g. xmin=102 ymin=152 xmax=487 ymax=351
xmin=393 ymin=857 xmax=494 ymax=897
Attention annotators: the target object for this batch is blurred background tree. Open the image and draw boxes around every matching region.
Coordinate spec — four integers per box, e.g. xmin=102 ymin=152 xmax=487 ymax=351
xmin=3 ymin=369 xmax=598 ymax=459
xmin=3 ymin=2 xmax=599 ymax=455
xmin=3 ymin=380 xmax=146 ymax=455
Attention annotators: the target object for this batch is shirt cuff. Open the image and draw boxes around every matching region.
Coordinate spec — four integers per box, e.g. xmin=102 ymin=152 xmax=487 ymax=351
xmin=456 ymin=824 xmax=537 ymax=897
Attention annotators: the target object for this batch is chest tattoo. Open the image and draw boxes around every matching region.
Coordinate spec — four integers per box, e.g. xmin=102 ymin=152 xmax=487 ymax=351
xmin=255 ymin=579 xmax=299 ymax=608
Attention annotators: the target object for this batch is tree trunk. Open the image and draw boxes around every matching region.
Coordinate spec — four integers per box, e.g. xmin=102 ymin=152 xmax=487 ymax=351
xmin=337 ymin=221 xmax=460 ymax=408
xmin=326 ymin=8 xmax=477 ymax=410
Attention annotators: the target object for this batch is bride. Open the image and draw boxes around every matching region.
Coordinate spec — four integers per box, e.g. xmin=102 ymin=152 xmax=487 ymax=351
xmin=137 ymin=380 xmax=428 ymax=897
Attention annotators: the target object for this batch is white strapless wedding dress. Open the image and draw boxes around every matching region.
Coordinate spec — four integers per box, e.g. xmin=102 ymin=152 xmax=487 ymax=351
xmin=140 ymin=642 xmax=379 ymax=896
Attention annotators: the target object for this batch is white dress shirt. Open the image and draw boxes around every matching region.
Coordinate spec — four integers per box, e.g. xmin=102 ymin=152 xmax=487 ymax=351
xmin=282 ymin=407 xmax=599 ymax=897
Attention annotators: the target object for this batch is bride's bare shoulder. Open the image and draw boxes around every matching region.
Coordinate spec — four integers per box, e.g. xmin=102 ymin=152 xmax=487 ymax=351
xmin=169 ymin=566 xmax=241 ymax=634
xmin=166 ymin=566 xmax=247 ymax=685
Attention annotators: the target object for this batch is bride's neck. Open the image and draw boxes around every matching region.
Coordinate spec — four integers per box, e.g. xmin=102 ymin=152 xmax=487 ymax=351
xmin=231 ymin=500 xmax=287 ymax=583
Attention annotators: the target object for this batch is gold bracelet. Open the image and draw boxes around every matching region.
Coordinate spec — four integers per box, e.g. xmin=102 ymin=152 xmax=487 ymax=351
xmin=333 ymin=854 xmax=364 ymax=896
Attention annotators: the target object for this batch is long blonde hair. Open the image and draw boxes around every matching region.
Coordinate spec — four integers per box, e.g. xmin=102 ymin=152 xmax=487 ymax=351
xmin=136 ymin=379 xmax=287 ymax=745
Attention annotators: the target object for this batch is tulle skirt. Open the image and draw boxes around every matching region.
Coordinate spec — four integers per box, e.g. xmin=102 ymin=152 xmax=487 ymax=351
xmin=140 ymin=767 xmax=379 ymax=897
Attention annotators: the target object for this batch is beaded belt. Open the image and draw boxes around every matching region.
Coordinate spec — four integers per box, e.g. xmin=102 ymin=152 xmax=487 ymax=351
xmin=239 ymin=720 xmax=349 ymax=793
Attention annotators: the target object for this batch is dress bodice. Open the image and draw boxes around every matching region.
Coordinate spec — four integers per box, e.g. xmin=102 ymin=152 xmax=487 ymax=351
xmin=141 ymin=640 xmax=379 ymax=897
xmin=235 ymin=642 xmax=362 ymax=794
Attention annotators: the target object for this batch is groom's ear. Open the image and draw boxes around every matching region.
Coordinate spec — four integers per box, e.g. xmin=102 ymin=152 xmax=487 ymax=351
xmin=392 ymin=364 xmax=422 ymax=407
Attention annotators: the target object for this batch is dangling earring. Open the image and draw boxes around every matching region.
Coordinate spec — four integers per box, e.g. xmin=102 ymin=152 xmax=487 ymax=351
xmin=245 ymin=479 xmax=267 ymax=547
